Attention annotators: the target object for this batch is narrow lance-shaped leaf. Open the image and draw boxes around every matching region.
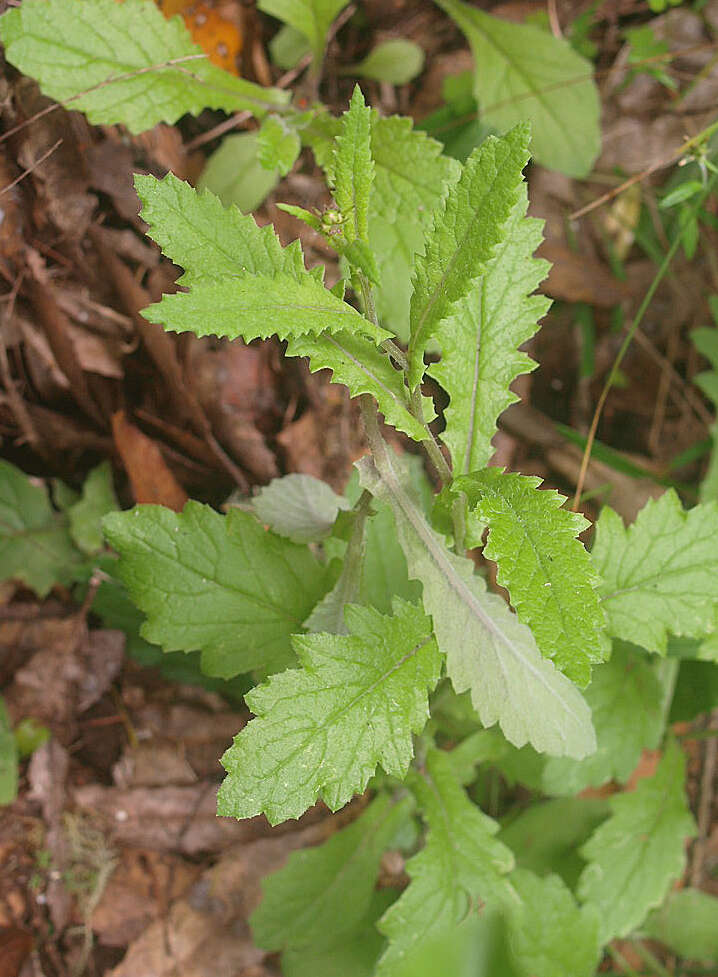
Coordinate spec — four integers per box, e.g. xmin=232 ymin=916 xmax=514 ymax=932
xmin=252 ymin=792 xmax=412 ymax=957
xmin=430 ymin=186 xmax=550 ymax=474
xmin=358 ymin=446 xmax=596 ymax=759
xmin=592 ymin=491 xmax=718 ymax=652
xmin=102 ymin=503 xmax=330 ymax=678
xmin=285 ymin=330 xmax=430 ymax=442
xmin=135 ymin=172 xmax=307 ymax=287
xmin=376 ymin=748 xmax=516 ymax=973
xmin=143 ymin=272 xmax=391 ymax=345
xmin=217 ymin=599 xmax=441 ymax=823
xmin=578 ymin=739 xmax=696 ymax=943
xmin=0 ymin=0 xmax=286 ymax=134
xmin=408 ymin=124 xmax=530 ymax=388
xmin=305 ymin=111 xmax=461 ymax=342
xmin=451 ymin=468 xmax=608 ymax=686
xmin=435 ymin=0 xmax=600 ymax=178
xmin=332 ymin=86 xmax=374 ymax=243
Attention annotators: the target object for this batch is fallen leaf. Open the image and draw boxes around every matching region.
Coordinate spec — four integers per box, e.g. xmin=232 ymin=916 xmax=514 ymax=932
xmin=108 ymin=822 xmax=334 ymax=977
xmin=92 ymin=849 xmax=200 ymax=946
xmin=111 ymin=410 xmax=188 ymax=510
xmin=0 ymin=927 xmax=33 ymax=977
xmin=73 ymin=782 xmax=327 ymax=855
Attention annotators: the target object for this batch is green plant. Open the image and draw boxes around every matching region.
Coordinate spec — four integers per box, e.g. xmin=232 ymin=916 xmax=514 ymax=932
xmin=2 ymin=1 xmax=718 ymax=974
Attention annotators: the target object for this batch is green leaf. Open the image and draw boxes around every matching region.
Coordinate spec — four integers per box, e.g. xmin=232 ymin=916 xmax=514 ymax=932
xmin=259 ymin=0 xmax=348 ymax=64
xmin=408 ymin=124 xmax=531 ymax=388
xmin=252 ymin=793 xmax=411 ymax=955
xmin=540 ymin=646 xmax=673 ymax=796
xmin=592 ymin=492 xmax=718 ymax=652
xmin=643 ymin=889 xmax=718 ymax=963
xmin=143 ymin=272 xmax=390 ymax=345
xmin=376 ymin=748 xmax=515 ymax=973
xmin=505 ymin=869 xmax=601 ymax=977
xmin=0 ymin=460 xmax=80 ymax=597
xmin=282 ymin=892 xmax=394 ymax=977
xmin=269 ymin=24 xmax=312 ymax=69
xmin=218 ymin=599 xmax=441 ymax=823
xmin=303 ymin=110 xmax=460 ymax=341
xmin=497 ymin=798 xmax=609 ymax=889
xmin=368 ymin=115 xmax=460 ymax=341
xmin=358 ymin=448 xmax=596 ymax=759
xmin=435 ymin=0 xmax=600 ymax=177
xmin=245 ymin=474 xmax=349 ymax=543
xmin=285 ymin=331 xmax=429 ymax=442
xmin=332 ymin=86 xmax=373 ymax=243
xmin=198 ymin=131 xmax=280 ymax=213
xmin=68 ymin=461 xmax=118 ymax=554
xmin=430 ymin=186 xmax=550 ymax=474
xmin=91 ymin=557 xmax=249 ymax=702
xmin=257 ymin=114 xmax=302 ymax=176
xmin=660 ymin=180 xmax=704 ymax=209
xmin=578 ymin=740 xmax=696 ymax=943
xmin=0 ymin=0 xmax=286 ymax=133
xmin=136 ymin=172 xmax=304 ymax=288
xmin=347 ymin=40 xmax=425 ymax=85
xmin=102 ymin=503 xmax=329 ymax=678
xmin=451 ymin=468 xmax=608 ymax=685
xmin=0 ymin=697 xmax=18 ymax=806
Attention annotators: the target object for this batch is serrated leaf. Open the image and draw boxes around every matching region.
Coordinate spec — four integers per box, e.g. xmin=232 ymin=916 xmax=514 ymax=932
xmin=245 ymin=473 xmax=349 ymax=543
xmin=578 ymin=739 xmax=696 ymax=943
xmin=135 ymin=172 xmax=305 ymax=287
xmin=198 ymin=131 xmax=280 ymax=212
xmin=143 ymin=272 xmax=390 ymax=344
xmin=592 ymin=492 xmax=718 ymax=652
xmin=451 ymin=468 xmax=608 ymax=686
xmin=304 ymin=111 xmax=460 ymax=341
xmin=430 ymin=187 xmax=550 ymax=474
xmin=252 ymin=793 xmax=411 ymax=955
xmin=332 ymin=86 xmax=373 ymax=243
xmin=358 ymin=448 xmax=596 ymax=759
xmin=408 ymin=124 xmax=530 ymax=388
xmin=505 ymin=869 xmax=601 ymax=977
xmin=376 ymin=748 xmax=515 ymax=973
xmin=68 ymin=461 xmax=118 ymax=554
xmin=259 ymin=0 xmax=347 ymax=64
xmin=358 ymin=115 xmax=461 ymax=342
xmin=541 ymin=646 xmax=673 ymax=796
xmin=258 ymin=114 xmax=302 ymax=176
xmin=285 ymin=331 xmax=429 ymax=441
xmin=102 ymin=503 xmax=329 ymax=678
xmin=218 ymin=600 xmax=441 ymax=823
xmin=0 ymin=696 xmax=18 ymax=806
xmin=348 ymin=39 xmax=425 ymax=85
xmin=643 ymin=889 xmax=718 ymax=963
xmin=435 ymin=0 xmax=600 ymax=177
xmin=498 ymin=798 xmax=609 ymax=889
xmin=0 ymin=460 xmax=80 ymax=597
xmin=0 ymin=0 xmax=286 ymax=134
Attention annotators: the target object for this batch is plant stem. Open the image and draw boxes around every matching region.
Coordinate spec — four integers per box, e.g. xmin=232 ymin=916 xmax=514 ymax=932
xmin=630 ymin=940 xmax=673 ymax=977
xmin=356 ymin=271 xmax=452 ymax=486
xmin=607 ymin=944 xmax=643 ymax=977
xmin=572 ymin=170 xmax=718 ymax=510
